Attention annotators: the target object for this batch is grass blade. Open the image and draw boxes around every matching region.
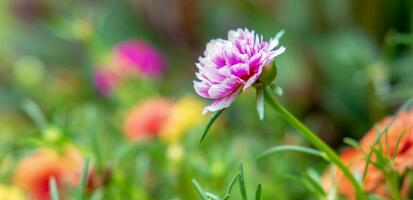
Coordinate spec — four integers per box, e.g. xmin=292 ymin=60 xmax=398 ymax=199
xmin=200 ymin=109 xmax=224 ymax=143
xmin=192 ymin=179 xmax=208 ymax=200
xmin=205 ymin=192 xmax=221 ymax=200
xmin=362 ymin=98 xmax=413 ymax=180
xmin=343 ymin=138 xmax=365 ymax=153
xmin=255 ymin=184 xmax=261 ymax=200
xmin=393 ymin=128 xmax=408 ymax=160
xmin=224 ymin=171 xmax=240 ymax=198
xmin=22 ymin=99 xmax=48 ymax=131
xmin=49 ymin=177 xmax=60 ymax=200
xmin=76 ymin=158 xmax=91 ymax=200
xmin=239 ymin=164 xmax=248 ymax=200
xmin=257 ymin=145 xmax=325 ymax=160
xmin=304 ymin=169 xmax=326 ymax=197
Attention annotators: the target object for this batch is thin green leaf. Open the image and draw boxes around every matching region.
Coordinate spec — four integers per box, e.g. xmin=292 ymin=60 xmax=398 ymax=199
xmin=256 ymin=145 xmax=325 ymax=160
xmin=256 ymin=84 xmax=264 ymax=121
xmin=393 ymin=128 xmax=408 ymax=160
xmin=284 ymin=174 xmax=325 ymax=198
xmin=192 ymin=179 xmax=208 ymax=200
xmin=205 ymin=192 xmax=221 ymax=200
xmin=85 ymin=107 xmax=102 ymax=169
xmin=362 ymin=98 xmax=413 ymax=180
xmin=223 ymin=171 xmax=240 ymax=198
xmin=304 ymin=169 xmax=326 ymax=197
xmin=361 ymin=98 xmax=413 ymax=180
xmin=76 ymin=158 xmax=91 ymax=200
xmin=343 ymin=138 xmax=362 ymax=151
xmin=238 ymin=164 xmax=247 ymax=200
xmin=49 ymin=177 xmax=60 ymax=200
xmin=22 ymin=99 xmax=48 ymax=131
xmin=255 ymin=184 xmax=261 ymax=200
xmin=200 ymin=109 xmax=224 ymax=143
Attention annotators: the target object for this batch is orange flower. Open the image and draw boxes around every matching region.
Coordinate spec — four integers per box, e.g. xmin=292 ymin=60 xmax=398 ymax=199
xmin=123 ymin=98 xmax=174 ymax=142
xmin=322 ymin=110 xmax=413 ymax=199
xmin=13 ymin=147 xmax=83 ymax=200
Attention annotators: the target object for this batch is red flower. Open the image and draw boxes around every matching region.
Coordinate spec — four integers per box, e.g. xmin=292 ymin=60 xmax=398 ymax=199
xmin=123 ymin=98 xmax=174 ymax=142
xmin=13 ymin=147 xmax=83 ymax=200
xmin=322 ymin=110 xmax=413 ymax=199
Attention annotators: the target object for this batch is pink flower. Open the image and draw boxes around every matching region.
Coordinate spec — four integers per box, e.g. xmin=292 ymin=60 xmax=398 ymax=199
xmin=93 ymin=67 xmax=120 ymax=96
xmin=114 ymin=40 xmax=166 ymax=79
xmin=193 ymin=28 xmax=285 ymax=113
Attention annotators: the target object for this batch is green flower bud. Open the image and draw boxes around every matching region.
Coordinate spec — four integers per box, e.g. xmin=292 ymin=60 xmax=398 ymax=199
xmin=259 ymin=61 xmax=278 ymax=85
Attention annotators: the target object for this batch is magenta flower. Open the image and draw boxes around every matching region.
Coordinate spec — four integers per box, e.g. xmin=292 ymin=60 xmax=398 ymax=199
xmin=115 ymin=40 xmax=166 ymax=79
xmin=93 ymin=67 xmax=120 ymax=96
xmin=194 ymin=28 xmax=285 ymax=113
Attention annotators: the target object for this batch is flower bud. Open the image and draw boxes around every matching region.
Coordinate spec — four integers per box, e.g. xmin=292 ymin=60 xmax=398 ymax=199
xmin=259 ymin=61 xmax=278 ymax=85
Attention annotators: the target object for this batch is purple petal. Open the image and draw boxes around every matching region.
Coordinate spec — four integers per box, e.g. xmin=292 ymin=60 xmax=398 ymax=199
xmin=203 ymin=87 xmax=242 ymax=113
xmin=230 ymin=63 xmax=250 ymax=78
xmin=194 ymin=81 xmax=211 ymax=98
xmin=207 ymin=77 xmax=242 ymax=99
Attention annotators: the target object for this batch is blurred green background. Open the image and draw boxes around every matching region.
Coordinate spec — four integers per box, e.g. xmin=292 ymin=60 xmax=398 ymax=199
xmin=0 ymin=0 xmax=412 ymax=199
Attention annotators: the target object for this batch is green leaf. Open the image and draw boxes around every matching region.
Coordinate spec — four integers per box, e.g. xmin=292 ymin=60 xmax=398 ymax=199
xmin=343 ymin=138 xmax=363 ymax=153
xmin=256 ymin=83 xmax=265 ymax=121
xmin=200 ymin=109 xmax=224 ymax=143
xmin=255 ymin=184 xmax=261 ymax=200
xmin=192 ymin=179 xmax=208 ymax=200
xmin=270 ymin=84 xmax=283 ymax=96
xmin=303 ymin=169 xmax=326 ymax=197
xmin=49 ymin=177 xmax=60 ymax=200
xmin=85 ymin=106 xmax=102 ymax=169
xmin=393 ymin=128 xmax=408 ymax=160
xmin=238 ymin=164 xmax=248 ymax=200
xmin=22 ymin=99 xmax=48 ymax=131
xmin=205 ymin=192 xmax=221 ymax=200
xmin=361 ymin=98 xmax=413 ymax=180
xmin=76 ymin=158 xmax=91 ymax=200
xmin=256 ymin=145 xmax=325 ymax=160
xmin=223 ymin=171 xmax=240 ymax=199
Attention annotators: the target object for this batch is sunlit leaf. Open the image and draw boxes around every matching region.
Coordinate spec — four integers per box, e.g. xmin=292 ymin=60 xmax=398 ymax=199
xmin=192 ymin=179 xmax=208 ymax=200
xmin=205 ymin=192 xmax=221 ymax=200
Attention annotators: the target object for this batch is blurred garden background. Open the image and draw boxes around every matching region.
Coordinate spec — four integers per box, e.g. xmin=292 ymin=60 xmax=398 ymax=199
xmin=0 ymin=0 xmax=412 ymax=199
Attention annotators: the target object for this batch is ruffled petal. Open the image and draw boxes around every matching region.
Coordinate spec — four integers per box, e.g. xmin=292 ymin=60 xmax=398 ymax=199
xmin=203 ymin=87 xmax=242 ymax=113
xmin=194 ymin=81 xmax=211 ymax=98
xmin=207 ymin=77 xmax=242 ymax=99
xmin=229 ymin=63 xmax=250 ymax=79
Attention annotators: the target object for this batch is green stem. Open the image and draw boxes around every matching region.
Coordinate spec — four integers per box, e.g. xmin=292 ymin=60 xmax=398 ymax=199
xmin=263 ymin=87 xmax=367 ymax=200
xmin=386 ymin=170 xmax=402 ymax=200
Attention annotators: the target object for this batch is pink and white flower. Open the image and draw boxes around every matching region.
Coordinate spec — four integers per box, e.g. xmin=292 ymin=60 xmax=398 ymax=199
xmin=194 ymin=28 xmax=285 ymax=113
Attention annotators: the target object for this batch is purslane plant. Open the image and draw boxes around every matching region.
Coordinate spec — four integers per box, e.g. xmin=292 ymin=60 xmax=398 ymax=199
xmin=193 ymin=28 xmax=368 ymax=199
